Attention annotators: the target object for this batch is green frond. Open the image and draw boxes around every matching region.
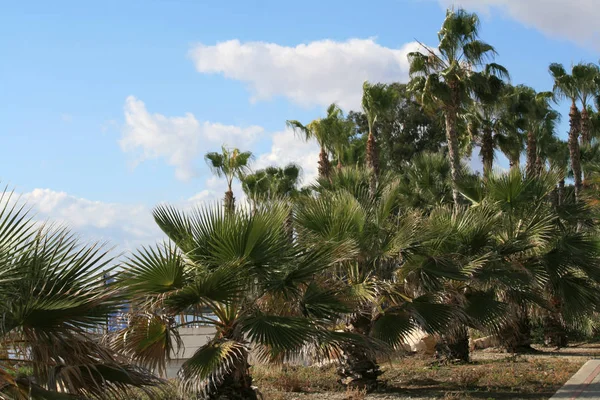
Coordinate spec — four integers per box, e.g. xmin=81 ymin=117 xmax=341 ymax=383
xmin=300 ymin=282 xmax=351 ymax=320
xmin=153 ymin=204 xmax=195 ymax=252
xmin=165 ymin=267 xmax=245 ymax=313
xmin=107 ymin=313 xmax=183 ymax=376
xmin=286 ymin=119 xmax=313 ymax=141
xmin=121 ymin=242 xmax=189 ymax=295
xmin=462 ymin=39 xmax=496 ymax=66
xmin=370 ymin=310 xmax=416 ymax=349
xmin=464 ymin=290 xmax=508 ymax=331
xmin=242 ymin=314 xmax=317 ymax=356
xmin=406 ymin=294 xmax=461 ymax=335
xmin=204 ymin=152 xmax=226 ymax=177
xmin=178 ymin=339 xmax=246 ymax=396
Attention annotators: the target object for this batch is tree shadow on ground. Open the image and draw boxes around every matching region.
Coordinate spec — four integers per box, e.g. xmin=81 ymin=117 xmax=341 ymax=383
xmin=382 ymin=385 xmax=555 ymax=399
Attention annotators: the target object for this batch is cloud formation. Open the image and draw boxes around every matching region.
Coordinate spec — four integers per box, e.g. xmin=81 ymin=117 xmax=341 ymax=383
xmin=19 ymin=188 xmax=161 ymax=251
xmin=16 ymin=185 xmax=236 ymax=253
xmin=120 ymin=96 xmax=264 ymax=180
xmin=439 ymin=0 xmax=600 ymax=47
xmin=254 ymin=128 xmax=320 ymax=185
xmin=189 ymin=39 xmax=420 ymax=109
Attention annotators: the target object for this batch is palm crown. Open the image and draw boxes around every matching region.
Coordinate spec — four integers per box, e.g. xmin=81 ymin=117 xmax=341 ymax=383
xmin=407 ymin=8 xmax=508 ymax=204
xmin=109 ymin=202 xmax=354 ymax=398
xmin=205 ymin=146 xmax=253 ymax=211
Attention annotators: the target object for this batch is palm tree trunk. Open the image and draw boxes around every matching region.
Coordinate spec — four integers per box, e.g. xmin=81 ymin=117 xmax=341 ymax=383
xmin=535 ymin=156 xmax=544 ymax=176
xmin=558 ymin=178 xmax=565 ymax=205
xmin=550 ymin=186 xmax=559 ymax=209
xmin=568 ymin=101 xmax=583 ymax=201
xmin=337 ymin=159 xmax=343 ymax=171
xmin=543 ymin=296 xmax=568 ymax=348
xmin=581 ymin=107 xmax=592 ymax=187
xmin=365 ymin=131 xmax=379 ymax=175
xmin=543 ymin=315 xmax=568 ymax=348
xmin=480 ymin=127 xmax=494 ymax=178
xmin=337 ymin=312 xmax=381 ymax=392
xmin=581 ymin=107 xmax=592 ymax=145
xmin=525 ymin=131 xmax=537 ymax=177
xmin=444 ymin=108 xmax=461 ymax=205
xmin=366 ymin=130 xmax=379 ymax=197
xmin=284 ymin=208 xmax=294 ymax=243
xmin=497 ymin=304 xmax=533 ymax=353
xmin=437 ymin=325 xmax=470 ymax=363
xmin=318 ymin=147 xmax=332 ymax=181
xmin=224 ymin=189 xmax=235 ymax=213
xmin=212 ymin=348 xmax=257 ymax=399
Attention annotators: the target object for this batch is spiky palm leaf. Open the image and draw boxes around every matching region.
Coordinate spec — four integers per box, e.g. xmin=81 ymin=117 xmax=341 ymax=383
xmin=110 ymin=201 xmax=355 ymax=398
xmin=0 ymin=189 xmax=161 ymax=399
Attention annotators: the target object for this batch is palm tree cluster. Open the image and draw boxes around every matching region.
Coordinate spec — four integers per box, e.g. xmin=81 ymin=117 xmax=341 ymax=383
xmin=5 ymin=7 xmax=600 ymax=400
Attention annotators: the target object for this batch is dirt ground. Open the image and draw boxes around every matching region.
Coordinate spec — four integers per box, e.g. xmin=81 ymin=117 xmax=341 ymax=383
xmin=255 ymin=343 xmax=600 ymax=400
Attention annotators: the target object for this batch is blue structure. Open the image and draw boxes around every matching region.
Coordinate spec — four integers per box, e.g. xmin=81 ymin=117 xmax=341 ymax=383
xmin=104 ymin=273 xmax=129 ymax=332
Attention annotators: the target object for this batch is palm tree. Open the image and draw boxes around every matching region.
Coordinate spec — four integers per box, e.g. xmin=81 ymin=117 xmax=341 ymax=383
xmin=572 ymin=63 xmax=599 ymax=145
xmin=0 ymin=189 xmax=160 ymax=399
xmin=397 ymin=152 xmax=461 ymax=210
xmin=403 ymin=203 xmax=511 ymax=362
xmin=408 ymin=8 xmax=508 ymax=204
xmin=546 ymin=138 xmax=570 ymax=205
xmin=549 ymin=63 xmax=583 ymax=201
xmin=464 ymin=70 xmax=510 ymax=177
xmin=109 ymin=202 xmax=353 ymax=399
xmin=297 ymin=168 xmax=459 ymax=389
xmin=242 ymin=164 xmax=302 ymax=207
xmin=205 ymin=146 xmax=253 ymax=212
xmin=287 ymin=104 xmax=344 ymax=181
xmin=242 ymin=163 xmax=303 ymax=239
xmin=362 ymin=82 xmax=399 ymax=180
xmin=516 ymin=87 xmax=558 ymax=177
xmin=459 ymin=169 xmax=600 ymax=352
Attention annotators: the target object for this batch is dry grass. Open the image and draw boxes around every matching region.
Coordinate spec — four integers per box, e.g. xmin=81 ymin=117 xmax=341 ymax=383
xmin=253 ymin=364 xmax=340 ymax=393
xmin=254 ymin=348 xmax=587 ymax=399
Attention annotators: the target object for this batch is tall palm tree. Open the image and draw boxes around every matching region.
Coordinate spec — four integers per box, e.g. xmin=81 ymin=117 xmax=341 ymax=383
xmin=0 ymin=189 xmax=160 ymax=399
xmin=205 ymin=146 xmax=253 ymax=212
xmin=287 ymin=104 xmax=344 ymax=181
xmin=319 ymin=105 xmax=355 ymax=171
xmin=408 ymin=8 xmax=508 ymax=204
xmin=516 ymin=87 xmax=558 ymax=177
xmin=464 ymin=70 xmax=510 ymax=177
xmin=242 ymin=164 xmax=302 ymax=206
xmin=572 ymin=63 xmax=599 ymax=145
xmin=362 ymin=82 xmax=398 ymax=180
xmin=546 ymin=138 xmax=570 ymax=205
xmin=549 ymin=63 xmax=584 ymax=201
xmin=489 ymin=85 xmax=527 ymax=172
xmin=242 ymin=163 xmax=303 ymax=239
xmin=109 ymin=202 xmax=353 ymax=399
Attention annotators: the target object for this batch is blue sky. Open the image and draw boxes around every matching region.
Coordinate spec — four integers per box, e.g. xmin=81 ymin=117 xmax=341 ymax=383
xmin=2 ymin=0 xmax=599 ymax=250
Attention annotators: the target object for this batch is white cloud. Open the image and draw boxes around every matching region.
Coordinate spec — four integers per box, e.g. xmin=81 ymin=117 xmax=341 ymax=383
xmin=254 ymin=128 xmax=320 ymax=185
xmin=120 ymin=96 xmax=264 ymax=181
xmin=186 ymin=176 xmax=247 ymax=208
xmin=19 ymin=189 xmax=161 ymax=251
xmin=14 ymin=185 xmax=247 ymax=253
xmin=189 ymin=39 xmax=421 ymax=110
xmin=439 ymin=0 xmax=600 ymax=47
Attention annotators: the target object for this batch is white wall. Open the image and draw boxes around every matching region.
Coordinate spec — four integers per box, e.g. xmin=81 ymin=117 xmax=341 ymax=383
xmin=166 ymin=326 xmax=216 ymax=379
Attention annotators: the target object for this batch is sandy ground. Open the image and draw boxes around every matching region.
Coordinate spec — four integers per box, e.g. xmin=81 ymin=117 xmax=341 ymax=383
xmin=260 ymin=343 xmax=600 ymax=400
